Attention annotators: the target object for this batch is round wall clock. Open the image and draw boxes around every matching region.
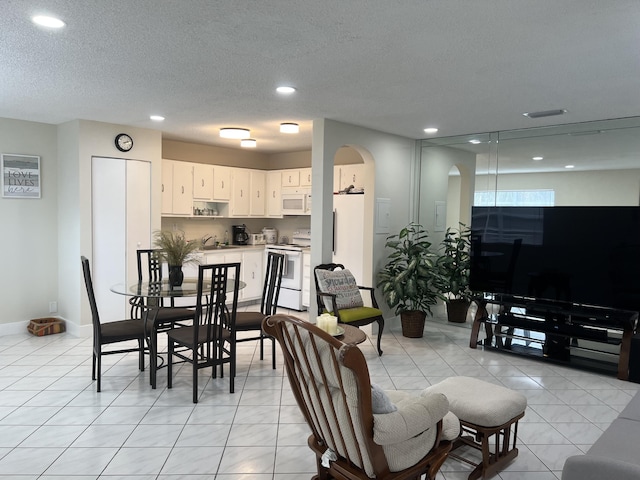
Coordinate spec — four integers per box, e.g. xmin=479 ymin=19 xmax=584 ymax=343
xmin=115 ymin=133 xmax=133 ymax=152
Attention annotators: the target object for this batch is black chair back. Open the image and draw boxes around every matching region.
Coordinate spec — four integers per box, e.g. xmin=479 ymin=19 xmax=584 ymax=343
xmin=81 ymin=256 xmax=102 ymax=341
xmin=137 ymin=249 xmax=163 ymax=283
xmin=313 ymin=262 xmax=345 ymax=313
xmin=261 ymin=252 xmax=285 ymax=315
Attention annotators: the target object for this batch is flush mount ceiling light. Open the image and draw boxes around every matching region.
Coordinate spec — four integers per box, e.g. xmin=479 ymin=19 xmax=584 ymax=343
xmin=423 ymin=127 xmax=439 ymax=134
xmin=280 ymin=122 xmax=299 ymax=134
xmin=532 ymin=156 xmax=543 ymax=161
xmin=240 ymin=139 xmax=257 ymax=148
xmin=276 ymin=86 xmax=296 ymax=94
xmin=565 ymin=165 xmax=575 ymax=169
xmin=149 ymin=115 xmax=165 ymax=122
xmin=469 ymin=139 xmax=482 ymax=144
xmin=523 ymin=109 xmax=567 ymax=119
xmin=219 ymin=128 xmax=250 ymax=139
xmin=32 ymin=15 xmax=65 ymax=28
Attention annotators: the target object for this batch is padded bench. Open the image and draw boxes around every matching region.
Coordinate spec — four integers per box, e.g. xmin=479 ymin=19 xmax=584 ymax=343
xmin=424 ymin=376 xmax=527 ymax=480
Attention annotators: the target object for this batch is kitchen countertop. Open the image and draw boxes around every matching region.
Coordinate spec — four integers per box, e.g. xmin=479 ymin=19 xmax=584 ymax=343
xmin=198 ymin=245 xmax=266 ymax=253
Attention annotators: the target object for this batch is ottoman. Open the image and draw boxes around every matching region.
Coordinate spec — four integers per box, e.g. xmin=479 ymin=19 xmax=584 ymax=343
xmin=423 ymin=376 xmax=527 ymax=480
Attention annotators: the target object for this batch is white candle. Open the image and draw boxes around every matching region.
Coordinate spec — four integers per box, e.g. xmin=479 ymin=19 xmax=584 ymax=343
xmin=316 ymin=315 xmax=326 ymax=331
xmin=326 ymin=315 xmax=338 ymax=335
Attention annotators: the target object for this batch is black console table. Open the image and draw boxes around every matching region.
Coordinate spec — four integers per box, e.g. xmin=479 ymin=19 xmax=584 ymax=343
xmin=469 ymin=295 xmax=638 ymax=380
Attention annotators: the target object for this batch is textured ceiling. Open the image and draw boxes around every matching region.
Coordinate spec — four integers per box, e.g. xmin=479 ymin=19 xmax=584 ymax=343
xmin=2 ymin=0 xmax=640 ymax=160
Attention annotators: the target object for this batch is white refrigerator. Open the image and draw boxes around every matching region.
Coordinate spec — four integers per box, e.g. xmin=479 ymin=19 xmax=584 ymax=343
xmin=332 ymin=194 xmax=365 ymax=285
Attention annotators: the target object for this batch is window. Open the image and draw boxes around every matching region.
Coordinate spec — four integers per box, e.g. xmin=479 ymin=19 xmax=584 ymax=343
xmin=474 ymin=189 xmax=555 ymax=207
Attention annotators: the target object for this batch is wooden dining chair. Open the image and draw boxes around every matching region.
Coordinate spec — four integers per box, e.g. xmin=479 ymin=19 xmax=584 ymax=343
xmin=314 ymin=263 xmax=385 ymax=356
xmin=235 ymin=252 xmax=285 ymax=369
xmin=166 ymin=262 xmax=240 ymax=403
xmin=81 ymin=256 xmax=147 ymax=392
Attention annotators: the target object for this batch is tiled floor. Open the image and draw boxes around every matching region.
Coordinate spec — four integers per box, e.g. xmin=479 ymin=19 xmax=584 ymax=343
xmin=0 ymin=305 xmax=637 ymax=479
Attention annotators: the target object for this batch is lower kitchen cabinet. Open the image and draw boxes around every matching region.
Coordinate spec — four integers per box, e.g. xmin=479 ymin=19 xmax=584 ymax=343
xmin=302 ymin=251 xmax=311 ymax=308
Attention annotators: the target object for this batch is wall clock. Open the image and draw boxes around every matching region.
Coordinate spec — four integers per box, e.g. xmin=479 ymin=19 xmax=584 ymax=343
xmin=115 ymin=133 xmax=133 ymax=152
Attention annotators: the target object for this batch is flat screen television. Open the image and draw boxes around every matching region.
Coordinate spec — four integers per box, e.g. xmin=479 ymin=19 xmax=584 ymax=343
xmin=470 ymin=206 xmax=640 ymax=312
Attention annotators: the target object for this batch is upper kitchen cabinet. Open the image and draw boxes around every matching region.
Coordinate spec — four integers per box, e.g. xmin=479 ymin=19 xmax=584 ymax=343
xmin=266 ymin=170 xmax=282 ymax=217
xmin=230 ymin=168 xmax=250 ymax=216
xmin=249 ymin=169 xmax=266 ymax=216
xmin=162 ymin=159 xmax=193 ymax=216
xmin=299 ymin=168 xmax=312 ymax=186
xmin=192 ymin=163 xmax=213 ymax=200
xmin=337 ymin=164 xmax=364 ymax=192
xmin=282 ymin=170 xmax=300 ymax=187
xmin=213 ymin=165 xmax=231 ymax=201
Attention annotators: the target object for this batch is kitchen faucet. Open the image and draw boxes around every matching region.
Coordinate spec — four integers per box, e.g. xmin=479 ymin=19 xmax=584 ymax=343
xmin=202 ymin=235 xmax=213 ymax=246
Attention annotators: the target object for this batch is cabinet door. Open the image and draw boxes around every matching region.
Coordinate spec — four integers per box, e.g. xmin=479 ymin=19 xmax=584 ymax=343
xmin=230 ymin=168 xmax=250 ymax=216
xmin=242 ymin=250 xmax=264 ymax=300
xmin=266 ymin=171 xmax=282 ymax=217
xmin=213 ymin=165 xmax=231 ymax=201
xmin=250 ymin=170 xmax=266 ymax=216
xmin=161 ymin=160 xmax=173 ymax=214
xmin=299 ymin=167 xmax=312 ymax=187
xmin=281 ymin=169 xmax=300 ymax=187
xmin=193 ymin=163 xmax=213 ymax=200
xmin=172 ymin=162 xmax=193 ymax=215
xmin=339 ymin=164 xmax=364 ymax=191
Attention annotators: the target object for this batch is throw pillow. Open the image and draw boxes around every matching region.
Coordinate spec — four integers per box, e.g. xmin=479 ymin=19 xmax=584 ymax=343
xmin=371 ymin=383 xmax=397 ymax=414
xmin=315 ymin=269 xmax=364 ymax=312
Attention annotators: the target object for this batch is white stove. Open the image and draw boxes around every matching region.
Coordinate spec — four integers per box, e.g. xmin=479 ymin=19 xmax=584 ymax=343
xmin=265 ymin=229 xmax=310 ymax=310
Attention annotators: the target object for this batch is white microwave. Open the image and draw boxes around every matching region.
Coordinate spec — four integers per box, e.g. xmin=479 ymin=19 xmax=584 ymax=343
xmin=281 ymin=190 xmax=311 ymax=215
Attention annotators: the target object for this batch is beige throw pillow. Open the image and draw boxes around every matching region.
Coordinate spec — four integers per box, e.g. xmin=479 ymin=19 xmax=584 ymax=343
xmin=315 ymin=269 xmax=364 ymax=312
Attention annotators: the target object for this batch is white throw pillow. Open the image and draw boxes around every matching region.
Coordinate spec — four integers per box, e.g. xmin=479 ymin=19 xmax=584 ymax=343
xmin=371 ymin=383 xmax=397 ymax=414
xmin=315 ymin=268 xmax=364 ymax=312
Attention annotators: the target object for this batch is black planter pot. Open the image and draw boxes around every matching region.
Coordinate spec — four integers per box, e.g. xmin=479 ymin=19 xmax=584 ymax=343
xmin=446 ymin=299 xmax=470 ymax=323
xmin=168 ymin=265 xmax=184 ymax=287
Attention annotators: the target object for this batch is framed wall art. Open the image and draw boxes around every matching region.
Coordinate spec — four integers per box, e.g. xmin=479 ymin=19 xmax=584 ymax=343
xmin=2 ymin=154 xmax=41 ymax=199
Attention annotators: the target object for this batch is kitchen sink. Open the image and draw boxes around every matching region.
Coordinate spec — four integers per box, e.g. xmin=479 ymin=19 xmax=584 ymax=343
xmin=201 ymin=244 xmax=242 ymax=250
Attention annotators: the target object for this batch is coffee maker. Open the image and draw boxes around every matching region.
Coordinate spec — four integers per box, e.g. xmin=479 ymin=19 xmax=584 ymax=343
xmin=232 ymin=224 xmax=249 ymax=245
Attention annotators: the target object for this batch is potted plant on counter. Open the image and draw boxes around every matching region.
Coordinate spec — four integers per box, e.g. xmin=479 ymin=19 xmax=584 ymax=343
xmin=377 ymin=222 xmax=445 ymax=337
xmin=153 ymin=230 xmax=201 ymax=287
xmin=437 ymin=224 xmax=473 ymax=323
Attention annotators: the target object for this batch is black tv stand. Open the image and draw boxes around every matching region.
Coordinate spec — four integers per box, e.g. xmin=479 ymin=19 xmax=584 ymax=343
xmin=469 ymin=295 xmax=638 ymax=380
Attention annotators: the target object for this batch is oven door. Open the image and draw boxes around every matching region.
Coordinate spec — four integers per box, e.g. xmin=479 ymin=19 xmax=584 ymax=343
xmin=267 ymin=249 xmax=302 ymax=289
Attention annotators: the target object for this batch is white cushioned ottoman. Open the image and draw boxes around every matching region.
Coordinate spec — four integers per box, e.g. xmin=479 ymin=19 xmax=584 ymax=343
xmin=423 ymin=376 xmax=527 ymax=480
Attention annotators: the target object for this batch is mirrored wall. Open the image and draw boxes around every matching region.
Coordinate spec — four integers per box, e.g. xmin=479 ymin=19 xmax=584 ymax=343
xmin=418 ymin=116 xmax=640 ymax=240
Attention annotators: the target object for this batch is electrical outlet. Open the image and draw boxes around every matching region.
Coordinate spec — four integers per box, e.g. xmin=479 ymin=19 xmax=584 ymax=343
xmin=49 ymin=301 xmax=58 ymax=313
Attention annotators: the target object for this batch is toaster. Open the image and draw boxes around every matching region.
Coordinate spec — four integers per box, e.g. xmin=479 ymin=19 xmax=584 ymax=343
xmin=248 ymin=233 xmax=266 ymax=245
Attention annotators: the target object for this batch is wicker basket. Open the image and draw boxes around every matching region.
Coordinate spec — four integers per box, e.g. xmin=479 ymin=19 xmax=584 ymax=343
xmin=400 ymin=310 xmax=426 ymax=338
xmin=27 ymin=317 xmax=66 ymax=336
xmin=446 ymin=299 xmax=471 ymax=323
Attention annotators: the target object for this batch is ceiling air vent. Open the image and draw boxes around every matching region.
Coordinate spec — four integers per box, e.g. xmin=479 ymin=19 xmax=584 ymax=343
xmin=523 ymin=109 xmax=567 ymax=119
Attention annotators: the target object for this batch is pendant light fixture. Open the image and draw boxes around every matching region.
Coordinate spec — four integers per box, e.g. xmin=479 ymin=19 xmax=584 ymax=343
xmin=220 ymin=128 xmax=250 ymax=139
xmin=280 ymin=122 xmax=299 ymax=134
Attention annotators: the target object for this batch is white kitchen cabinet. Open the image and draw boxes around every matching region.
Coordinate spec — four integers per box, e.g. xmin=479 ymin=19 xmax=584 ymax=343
xmin=230 ymin=168 xmax=250 ymax=216
xmin=172 ymin=161 xmax=194 ymax=215
xmin=241 ymin=250 xmax=264 ymax=300
xmin=249 ymin=169 xmax=266 ymax=216
xmin=266 ymin=170 xmax=282 ymax=217
xmin=302 ymin=251 xmax=311 ymax=308
xmin=193 ymin=163 xmax=213 ymax=200
xmin=299 ymin=167 xmax=312 ymax=187
xmin=92 ymin=157 xmax=151 ymax=320
xmin=213 ymin=165 xmax=231 ymax=201
xmin=281 ymin=169 xmax=300 ymax=187
xmin=161 ymin=160 xmax=174 ymax=215
xmin=338 ymin=164 xmax=364 ymax=192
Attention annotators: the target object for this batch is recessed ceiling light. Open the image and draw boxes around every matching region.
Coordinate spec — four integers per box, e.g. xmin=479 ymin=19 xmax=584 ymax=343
xmin=240 ymin=139 xmax=257 ymax=148
xmin=469 ymin=139 xmax=482 ymax=144
xmin=423 ymin=127 xmax=439 ymax=134
xmin=32 ymin=15 xmax=65 ymax=28
xmin=220 ymin=128 xmax=250 ymax=139
xmin=565 ymin=165 xmax=575 ymax=169
xmin=532 ymin=156 xmax=543 ymax=161
xmin=280 ymin=122 xmax=299 ymax=134
xmin=150 ymin=115 xmax=165 ymax=122
xmin=276 ymin=86 xmax=296 ymax=94
xmin=523 ymin=109 xmax=567 ymax=119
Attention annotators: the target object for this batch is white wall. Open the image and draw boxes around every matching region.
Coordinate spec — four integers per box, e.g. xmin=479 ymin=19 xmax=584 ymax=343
xmin=0 ymin=118 xmax=58 ymax=332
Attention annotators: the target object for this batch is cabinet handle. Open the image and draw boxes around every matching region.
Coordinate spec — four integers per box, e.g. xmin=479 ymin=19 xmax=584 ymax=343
xmin=240 ymin=189 xmax=243 ymax=197
xmin=181 ymin=186 xmax=184 ymax=194
xmin=272 ymin=191 xmax=275 ymax=198
xmin=161 ymin=184 xmax=164 ymax=192
xmin=352 ymin=174 xmax=356 ymax=182
xmin=201 ymin=179 xmax=204 ymax=187
xmin=289 ymin=175 xmax=291 ymax=183
xmin=257 ymin=191 xmax=260 ymax=198
xmin=222 ymin=180 xmax=224 ymax=188
xmin=252 ymin=272 xmax=255 ymax=280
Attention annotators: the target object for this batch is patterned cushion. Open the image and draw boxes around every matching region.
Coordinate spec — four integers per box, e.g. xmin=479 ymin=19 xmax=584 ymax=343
xmin=315 ymin=269 xmax=364 ymax=312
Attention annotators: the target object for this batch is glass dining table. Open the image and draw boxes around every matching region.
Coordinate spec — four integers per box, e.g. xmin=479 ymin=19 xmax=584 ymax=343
xmin=110 ymin=278 xmax=244 ymax=389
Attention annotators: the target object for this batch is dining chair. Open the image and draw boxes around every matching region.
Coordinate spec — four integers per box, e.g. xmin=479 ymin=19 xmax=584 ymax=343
xmin=166 ymin=262 xmax=240 ymax=403
xmin=314 ymin=263 xmax=385 ymax=356
xmin=235 ymin=252 xmax=285 ymax=369
xmin=262 ymin=314 xmax=456 ymax=479
xmin=81 ymin=256 xmax=147 ymax=392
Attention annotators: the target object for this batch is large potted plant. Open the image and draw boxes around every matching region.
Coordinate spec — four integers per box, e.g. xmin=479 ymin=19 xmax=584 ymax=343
xmin=377 ymin=223 xmax=445 ymax=337
xmin=437 ymin=224 xmax=473 ymax=323
xmin=153 ymin=230 xmax=200 ymax=286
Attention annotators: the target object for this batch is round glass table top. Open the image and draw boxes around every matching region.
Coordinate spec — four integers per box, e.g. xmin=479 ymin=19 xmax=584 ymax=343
xmin=110 ymin=279 xmax=244 ymax=299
